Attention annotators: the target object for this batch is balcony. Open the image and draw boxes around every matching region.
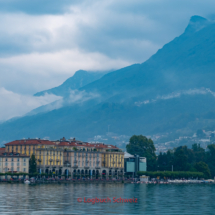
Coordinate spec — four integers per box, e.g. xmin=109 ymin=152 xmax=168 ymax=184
xmin=95 ymin=167 xmax=100 ymax=169
xmin=73 ymin=165 xmax=78 ymax=168
xmin=64 ymin=164 xmax=71 ymax=167
xmin=84 ymin=166 xmax=89 ymax=169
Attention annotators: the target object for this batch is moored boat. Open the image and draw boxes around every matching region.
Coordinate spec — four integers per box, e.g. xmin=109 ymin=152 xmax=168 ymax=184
xmin=24 ymin=179 xmax=30 ymax=184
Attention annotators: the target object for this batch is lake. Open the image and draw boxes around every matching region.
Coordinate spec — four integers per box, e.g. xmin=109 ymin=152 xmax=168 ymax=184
xmin=0 ymin=183 xmax=214 ymax=214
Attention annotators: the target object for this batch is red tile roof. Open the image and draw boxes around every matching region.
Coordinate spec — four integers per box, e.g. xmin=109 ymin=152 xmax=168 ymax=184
xmin=58 ymin=141 xmax=119 ymax=149
xmin=58 ymin=142 xmax=71 ymax=146
xmin=0 ymin=148 xmax=5 ymax=152
xmin=4 ymin=139 xmax=119 ymax=150
xmin=5 ymin=139 xmax=55 ymax=146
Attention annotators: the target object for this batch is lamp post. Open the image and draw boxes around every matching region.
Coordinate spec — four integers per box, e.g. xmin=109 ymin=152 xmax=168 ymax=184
xmin=66 ymin=163 xmax=69 ymax=179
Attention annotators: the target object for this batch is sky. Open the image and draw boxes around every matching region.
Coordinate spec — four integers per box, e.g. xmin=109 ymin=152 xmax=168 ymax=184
xmin=0 ymin=0 xmax=215 ymax=121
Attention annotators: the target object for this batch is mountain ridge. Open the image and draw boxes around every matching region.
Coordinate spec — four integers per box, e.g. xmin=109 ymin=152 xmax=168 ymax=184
xmin=0 ymin=15 xmax=215 ymax=146
xmin=34 ymin=70 xmax=108 ymax=97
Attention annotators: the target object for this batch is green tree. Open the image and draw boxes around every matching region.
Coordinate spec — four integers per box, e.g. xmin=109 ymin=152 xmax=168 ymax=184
xmin=206 ymin=144 xmax=215 ymax=177
xmin=126 ymin=135 xmax=157 ymax=171
xmin=173 ymin=146 xmax=192 ymax=171
xmin=194 ymin=161 xmax=211 ymax=179
xmin=192 ymin=143 xmax=205 ymax=163
xmin=157 ymin=150 xmax=174 ymax=171
xmin=29 ymin=154 xmax=37 ymax=174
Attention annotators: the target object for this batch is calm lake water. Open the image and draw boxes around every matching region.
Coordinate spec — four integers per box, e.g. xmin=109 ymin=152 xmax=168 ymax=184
xmin=0 ymin=183 xmax=215 ymax=214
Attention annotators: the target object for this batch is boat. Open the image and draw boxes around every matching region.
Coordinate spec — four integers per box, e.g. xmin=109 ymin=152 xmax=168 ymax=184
xmin=24 ymin=179 xmax=30 ymax=184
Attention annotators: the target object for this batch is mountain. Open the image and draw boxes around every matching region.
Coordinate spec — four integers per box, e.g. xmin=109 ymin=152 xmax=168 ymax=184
xmin=34 ymin=70 xmax=108 ymax=97
xmin=80 ymin=15 xmax=215 ymax=99
xmin=1 ymin=15 xmax=215 ymax=145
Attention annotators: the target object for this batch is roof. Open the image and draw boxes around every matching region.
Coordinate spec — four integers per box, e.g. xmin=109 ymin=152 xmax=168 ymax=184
xmin=91 ymin=143 xmax=118 ymax=149
xmin=4 ymin=139 xmax=120 ymax=150
xmin=0 ymin=148 xmax=5 ymax=152
xmin=124 ymin=152 xmax=134 ymax=158
xmin=58 ymin=141 xmax=119 ymax=149
xmin=0 ymin=152 xmax=30 ymax=158
xmin=5 ymin=139 xmax=55 ymax=146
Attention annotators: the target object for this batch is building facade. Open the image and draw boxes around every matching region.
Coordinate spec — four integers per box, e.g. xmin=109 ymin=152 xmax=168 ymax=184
xmin=0 ymin=151 xmax=30 ymax=173
xmin=4 ymin=138 xmax=124 ymax=177
xmin=5 ymin=139 xmax=56 ymax=165
xmin=63 ymin=149 xmax=102 ymax=178
xmin=36 ymin=147 xmax=64 ymax=175
xmin=124 ymin=152 xmax=146 ymax=177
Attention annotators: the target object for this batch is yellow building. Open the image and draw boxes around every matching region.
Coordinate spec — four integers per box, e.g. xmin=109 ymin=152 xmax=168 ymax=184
xmin=36 ymin=147 xmax=64 ymax=175
xmin=4 ymin=138 xmax=124 ymax=178
xmin=5 ymin=139 xmax=56 ymax=162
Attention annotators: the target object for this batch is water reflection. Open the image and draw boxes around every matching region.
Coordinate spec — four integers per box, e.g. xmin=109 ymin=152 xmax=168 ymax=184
xmin=0 ymin=183 xmax=215 ymax=214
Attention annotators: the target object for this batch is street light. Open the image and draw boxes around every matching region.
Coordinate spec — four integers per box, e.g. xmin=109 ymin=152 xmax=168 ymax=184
xmin=66 ymin=163 xmax=69 ymax=179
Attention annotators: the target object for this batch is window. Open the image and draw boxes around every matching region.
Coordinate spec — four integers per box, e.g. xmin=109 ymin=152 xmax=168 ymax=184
xmin=5 ymin=163 xmax=8 ymax=166
xmin=17 ymin=163 xmax=19 ymax=166
xmin=17 ymin=167 xmax=20 ymax=171
xmin=11 ymin=167 xmax=13 ymax=171
xmin=23 ymin=168 xmax=26 ymax=172
xmin=0 ymin=168 xmax=1 ymax=172
xmin=23 ymin=163 xmax=26 ymax=166
xmin=23 ymin=159 xmax=26 ymax=162
xmin=17 ymin=158 xmax=19 ymax=162
xmin=11 ymin=158 xmax=14 ymax=162
xmin=11 ymin=163 xmax=14 ymax=166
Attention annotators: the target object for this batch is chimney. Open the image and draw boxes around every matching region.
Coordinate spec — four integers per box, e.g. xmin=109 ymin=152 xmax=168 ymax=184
xmin=73 ymin=138 xmax=76 ymax=141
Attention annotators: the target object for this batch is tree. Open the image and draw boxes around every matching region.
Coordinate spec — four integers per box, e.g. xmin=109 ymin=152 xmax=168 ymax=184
xmin=194 ymin=161 xmax=211 ymax=179
xmin=192 ymin=143 xmax=205 ymax=163
xmin=157 ymin=150 xmax=174 ymax=171
xmin=126 ymin=135 xmax=157 ymax=171
xmin=29 ymin=154 xmax=37 ymax=174
xmin=206 ymin=144 xmax=215 ymax=177
xmin=173 ymin=146 xmax=191 ymax=171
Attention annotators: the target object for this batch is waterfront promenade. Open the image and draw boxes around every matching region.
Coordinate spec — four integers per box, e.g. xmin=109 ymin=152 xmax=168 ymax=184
xmin=0 ymin=177 xmax=214 ymax=184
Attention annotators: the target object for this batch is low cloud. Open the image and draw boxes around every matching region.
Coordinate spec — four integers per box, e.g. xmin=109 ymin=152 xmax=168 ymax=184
xmin=0 ymin=87 xmax=61 ymax=121
xmin=68 ymin=89 xmax=100 ymax=104
xmin=0 ymin=0 xmax=215 ymax=96
xmin=135 ymin=88 xmax=215 ymax=106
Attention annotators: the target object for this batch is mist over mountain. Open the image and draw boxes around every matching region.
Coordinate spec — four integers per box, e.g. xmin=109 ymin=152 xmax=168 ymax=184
xmin=34 ymin=70 xmax=108 ymax=97
xmin=1 ymin=15 xmax=215 ymax=146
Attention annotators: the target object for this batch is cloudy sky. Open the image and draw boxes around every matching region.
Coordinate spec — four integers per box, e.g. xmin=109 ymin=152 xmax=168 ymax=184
xmin=0 ymin=0 xmax=215 ymax=121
